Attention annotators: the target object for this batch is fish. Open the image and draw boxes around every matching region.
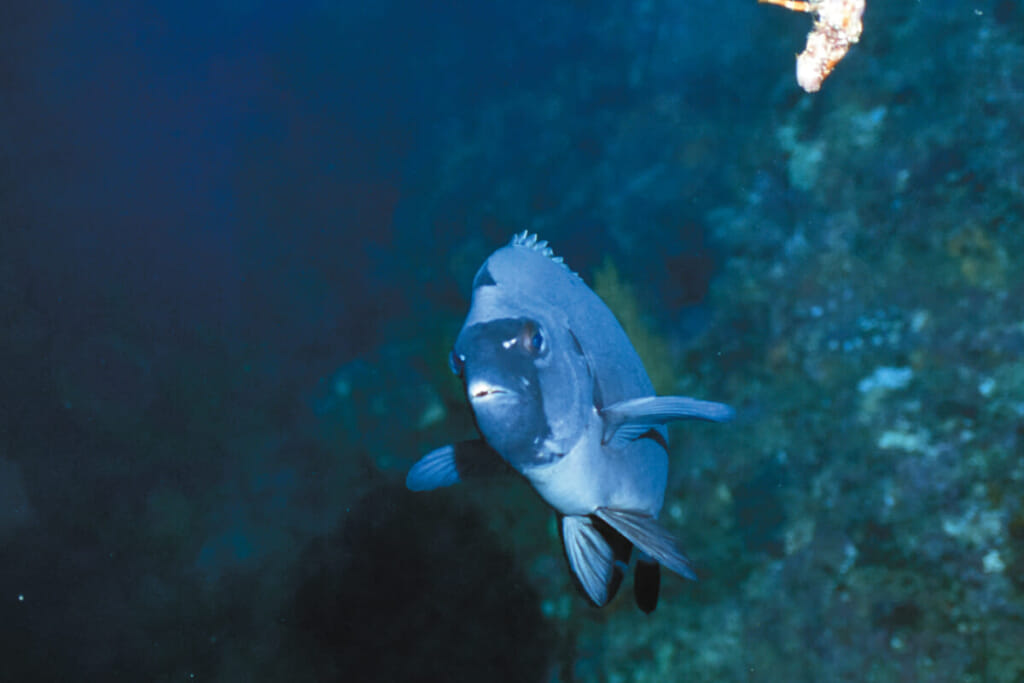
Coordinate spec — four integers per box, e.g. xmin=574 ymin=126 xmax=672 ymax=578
xmin=406 ymin=232 xmax=733 ymax=612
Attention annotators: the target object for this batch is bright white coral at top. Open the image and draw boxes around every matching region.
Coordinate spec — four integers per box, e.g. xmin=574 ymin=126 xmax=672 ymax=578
xmin=760 ymin=0 xmax=866 ymax=93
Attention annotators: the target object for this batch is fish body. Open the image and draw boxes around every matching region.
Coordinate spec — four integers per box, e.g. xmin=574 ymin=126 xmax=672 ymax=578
xmin=407 ymin=232 xmax=732 ymax=611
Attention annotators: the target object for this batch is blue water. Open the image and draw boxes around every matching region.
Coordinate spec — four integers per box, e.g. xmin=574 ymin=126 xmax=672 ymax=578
xmin=3 ymin=1 xmax=1023 ymax=680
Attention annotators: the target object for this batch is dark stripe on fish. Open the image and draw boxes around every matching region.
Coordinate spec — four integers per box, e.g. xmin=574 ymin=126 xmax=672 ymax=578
xmin=640 ymin=428 xmax=669 ymax=453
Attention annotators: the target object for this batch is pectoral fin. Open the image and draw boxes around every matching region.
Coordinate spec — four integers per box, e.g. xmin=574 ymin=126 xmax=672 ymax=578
xmin=594 ymin=507 xmax=697 ymax=581
xmin=601 ymin=395 xmax=734 ymax=448
xmin=405 ymin=439 xmax=511 ymax=492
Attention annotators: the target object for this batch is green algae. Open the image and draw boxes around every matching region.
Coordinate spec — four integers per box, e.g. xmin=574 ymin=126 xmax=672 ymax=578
xmin=592 ymin=257 xmax=676 ymax=395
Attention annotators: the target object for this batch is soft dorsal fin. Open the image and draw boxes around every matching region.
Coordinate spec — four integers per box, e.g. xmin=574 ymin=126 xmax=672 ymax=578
xmin=600 ymin=395 xmax=735 ymax=449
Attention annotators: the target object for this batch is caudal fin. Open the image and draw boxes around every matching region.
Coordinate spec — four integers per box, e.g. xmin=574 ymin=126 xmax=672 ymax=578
xmin=634 ymin=555 xmax=661 ymax=613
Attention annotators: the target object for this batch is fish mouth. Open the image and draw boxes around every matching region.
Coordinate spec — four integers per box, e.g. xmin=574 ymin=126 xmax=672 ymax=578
xmin=467 ymin=381 xmax=515 ymax=401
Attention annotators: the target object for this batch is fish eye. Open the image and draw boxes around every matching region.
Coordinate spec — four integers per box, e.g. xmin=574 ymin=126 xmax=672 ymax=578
xmin=448 ymin=349 xmax=465 ymax=376
xmin=526 ymin=327 xmax=545 ymax=355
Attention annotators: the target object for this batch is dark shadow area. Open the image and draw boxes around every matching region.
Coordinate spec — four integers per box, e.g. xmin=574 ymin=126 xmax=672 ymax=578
xmin=286 ymin=486 xmax=553 ymax=682
xmin=0 ymin=529 xmax=222 ymax=681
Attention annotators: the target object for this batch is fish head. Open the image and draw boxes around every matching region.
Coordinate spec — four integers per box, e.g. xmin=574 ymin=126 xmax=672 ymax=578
xmin=452 ymin=310 xmax=592 ymax=471
xmin=448 ymin=233 xmax=603 ymax=471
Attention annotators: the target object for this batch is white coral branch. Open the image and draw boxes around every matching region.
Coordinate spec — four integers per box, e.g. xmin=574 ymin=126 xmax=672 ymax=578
xmin=760 ymin=0 xmax=866 ymax=93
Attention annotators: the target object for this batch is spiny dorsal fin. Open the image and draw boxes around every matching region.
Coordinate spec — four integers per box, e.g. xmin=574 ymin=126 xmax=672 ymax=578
xmin=510 ymin=231 xmax=579 ymax=279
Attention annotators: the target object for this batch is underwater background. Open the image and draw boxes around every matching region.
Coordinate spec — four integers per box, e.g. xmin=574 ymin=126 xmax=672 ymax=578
xmin=2 ymin=0 xmax=1023 ymax=680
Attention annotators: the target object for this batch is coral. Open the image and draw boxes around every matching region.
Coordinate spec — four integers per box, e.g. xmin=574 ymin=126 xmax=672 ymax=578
xmin=760 ymin=0 xmax=866 ymax=92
